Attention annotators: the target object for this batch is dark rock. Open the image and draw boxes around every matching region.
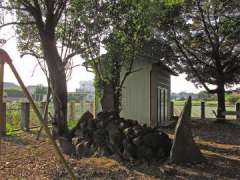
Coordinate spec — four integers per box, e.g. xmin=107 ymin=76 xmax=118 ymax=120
xmin=96 ymin=111 xmax=118 ymax=121
xmin=76 ymin=142 xmax=85 ymax=157
xmin=123 ymin=127 xmax=134 ymax=138
xmin=106 ymin=121 xmax=123 ymax=154
xmin=93 ymin=129 xmax=107 ymax=146
xmin=57 ymin=137 xmax=76 ymax=156
xmin=73 ymin=111 xmax=172 ymax=163
xmin=143 ymin=130 xmax=172 ymax=158
xmin=132 ymin=125 xmax=143 ymax=136
xmin=96 ymin=120 xmax=105 ymax=129
xmin=132 ymin=136 xmax=143 ymax=146
xmin=72 ymin=137 xmax=80 ymax=146
xmin=143 ymin=132 xmax=161 ymax=150
xmin=136 ymin=145 xmax=153 ymax=165
xmin=119 ymin=121 xmax=127 ymax=130
xmin=70 ymin=111 xmax=93 ymax=137
xmin=87 ymin=119 xmax=96 ymax=131
xmin=122 ymin=138 xmax=136 ymax=161
xmin=82 ymin=141 xmax=93 ymax=156
xmin=170 ymin=97 xmax=205 ymax=164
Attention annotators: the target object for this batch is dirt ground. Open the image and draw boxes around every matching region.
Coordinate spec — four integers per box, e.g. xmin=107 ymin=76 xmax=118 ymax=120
xmin=0 ymin=119 xmax=240 ymax=180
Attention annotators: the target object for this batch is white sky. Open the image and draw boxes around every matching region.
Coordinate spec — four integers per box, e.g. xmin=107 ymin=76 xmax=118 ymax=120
xmin=1 ymin=37 xmax=205 ymax=93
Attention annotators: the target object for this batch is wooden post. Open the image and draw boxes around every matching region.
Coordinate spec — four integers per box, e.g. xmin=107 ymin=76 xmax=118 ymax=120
xmin=170 ymin=101 xmax=174 ymax=118
xmin=189 ymin=96 xmax=192 ymax=119
xmin=0 ymin=103 xmax=6 ymax=136
xmin=201 ymin=102 xmax=205 ymax=120
xmin=40 ymin=101 xmax=46 ymax=113
xmin=68 ymin=102 xmax=75 ymax=120
xmin=3 ymin=49 xmax=76 ymax=178
xmin=80 ymin=101 xmax=84 ymax=115
xmin=0 ymin=61 xmax=5 ymax=136
xmin=93 ymin=101 xmax=96 ymax=118
xmin=236 ymin=103 xmax=240 ymax=121
xmin=21 ymin=102 xmax=30 ymax=131
xmin=90 ymin=102 xmax=95 ymax=117
xmin=40 ymin=101 xmax=48 ymax=124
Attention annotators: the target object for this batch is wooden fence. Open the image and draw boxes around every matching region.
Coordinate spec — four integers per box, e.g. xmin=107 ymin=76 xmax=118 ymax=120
xmin=0 ymin=101 xmax=95 ymax=134
xmin=1 ymin=99 xmax=240 ymax=134
xmin=170 ymin=101 xmax=240 ymax=120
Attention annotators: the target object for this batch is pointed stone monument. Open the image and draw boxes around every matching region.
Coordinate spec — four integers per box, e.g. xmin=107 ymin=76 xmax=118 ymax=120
xmin=170 ymin=96 xmax=205 ymax=164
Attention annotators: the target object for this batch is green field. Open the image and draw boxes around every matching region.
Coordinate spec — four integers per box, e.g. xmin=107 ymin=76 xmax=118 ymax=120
xmin=173 ymin=100 xmax=236 ymax=119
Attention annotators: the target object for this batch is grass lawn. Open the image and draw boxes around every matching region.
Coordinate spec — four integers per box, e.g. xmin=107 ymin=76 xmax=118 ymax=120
xmin=173 ymin=100 xmax=237 ymax=119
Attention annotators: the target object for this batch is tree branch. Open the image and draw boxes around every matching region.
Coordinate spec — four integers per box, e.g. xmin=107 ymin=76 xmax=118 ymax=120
xmin=197 ymin=0 xmax=216 ymax=52
xmin=171 ymin=28 xmax=217 ymax=94
xmin=0 ymin=5 xmax=27 ymax=11
xmin=0 ymin=21 xmax=35 ymax=29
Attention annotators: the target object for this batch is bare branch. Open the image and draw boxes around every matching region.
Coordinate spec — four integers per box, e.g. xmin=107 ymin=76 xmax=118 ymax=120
xmin=0 ymin=21 xmax=35 ymax=29
xmin=63 ymin=49 xmax=83 ymax=65
xmin=171 ymin=28 xmax=217 ymax=94
xmin=0 ymin=5 xmax=27 ymax=11
xmin=196 ymin=0 xmax=216 ymax=52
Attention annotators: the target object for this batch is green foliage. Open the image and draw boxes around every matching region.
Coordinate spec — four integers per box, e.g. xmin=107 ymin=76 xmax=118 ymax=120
xmin=6 ymin=123 xmax=17 ymax=136
xmin=6 ymin=108 xmax=21 ymax=129
xmin=164 ymin=0 xmax=184 ymax=6
xmin=6 ymin=103 xmax=21 ymax=134
xmin=68 ymin=119 xmax=78 ymax=129
xmin=198 ymin=91 xmax=217 ymax=101
xmin=163 ymin=0 xmax=240 ymax=89
xmin=71 ymin=0 xmax=176 ymax=112
xmin=226 ymin=94 xmax=240 ymax=105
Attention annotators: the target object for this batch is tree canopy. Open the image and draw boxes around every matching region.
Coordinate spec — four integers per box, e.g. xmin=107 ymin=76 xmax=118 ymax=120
xmin=162 ymin=0 xmax=240 ymax=120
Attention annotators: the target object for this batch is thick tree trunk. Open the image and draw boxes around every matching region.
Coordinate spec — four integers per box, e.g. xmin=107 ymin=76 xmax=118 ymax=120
xmin=41 ymin=35 xmax=68 ymax=135
xmin=101 ymin=83 xmax=115 ymax=112
xmin=40 ymin=33 xmax=75 ymax=154
xmin=113 ymin=87 xmax=121 ymax=116
xmin=216 ymin=83 xmax=226 ymax=122
xmin=100 ymin=82 xmax=121 ymax=117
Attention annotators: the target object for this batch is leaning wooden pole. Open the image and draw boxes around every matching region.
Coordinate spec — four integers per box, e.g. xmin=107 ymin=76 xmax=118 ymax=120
xmin=0 ymin=60 xmax=4 ymax=156
xmin=0 ymin=60 xmax=5 ymax=136
xmin=0 ymin=49 xmax=76 ymax=179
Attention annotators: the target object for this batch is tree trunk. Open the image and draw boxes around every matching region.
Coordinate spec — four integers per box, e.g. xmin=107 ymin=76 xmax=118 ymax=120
xmin=100 ymin=83 xmax=115 ymax=112
xmin=40 ymin=33 xmax=75 ymax=154
xmin=42 ymin=35 xmax=68 ymax=135
xmin=100 ymin=82 xmax=121 ymax=117
xmin=216 ymin=83 xmax=226 ymax=122
xmin=113 ymin=87 xmax=121 ymax=116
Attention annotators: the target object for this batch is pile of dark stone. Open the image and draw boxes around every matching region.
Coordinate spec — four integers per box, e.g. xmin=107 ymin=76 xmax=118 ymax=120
xmin=71 ymin=111 xmax=172 ymax=164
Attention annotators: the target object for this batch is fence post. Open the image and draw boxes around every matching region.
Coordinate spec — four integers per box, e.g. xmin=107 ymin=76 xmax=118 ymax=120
xmin=40 ymin=101 xmax=48 ymax=124
xmin=189 ymin=96 xmax=192 ymax=118
xmin=0 ymin=103 xmax=6 ymax=136
xmin=80 ymin=101 xmax=84 ymax=115
xmin=170 ymin=101 xmax=174 ymax=118
xmin=0 ymin=61 xmax=5 ymax=136
xmin=68 ymin=102 xmax=75 ymax=120
xmin=89 ymin=102 xmax=95 ymax=117
xmin=236 ymin=103 xmax=240 ymax=121
xmin=21 ymin=102 xmax=30 ymax=131
xmin=201 ymin=101 xmax=205 ymax=120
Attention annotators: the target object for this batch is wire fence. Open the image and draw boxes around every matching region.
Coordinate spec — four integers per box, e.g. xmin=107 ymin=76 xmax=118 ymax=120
xmin=5 ymin=101 xmax=95 ymax=133
xmin=174 ymin=104 xmax=236 ymax=119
